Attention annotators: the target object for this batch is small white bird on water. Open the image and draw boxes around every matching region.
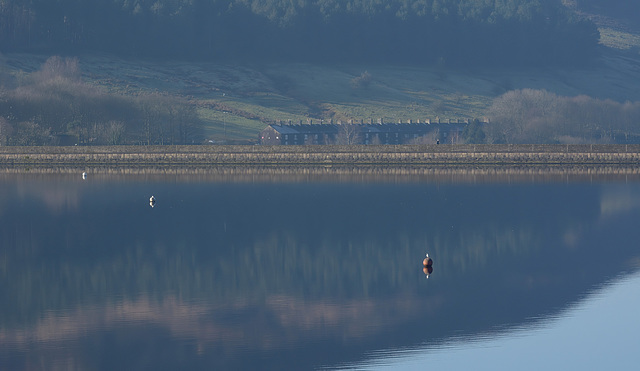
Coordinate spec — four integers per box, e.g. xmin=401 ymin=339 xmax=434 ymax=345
xmin=149 ymin=195 xmax=156 ymax=208
xmin=82 ymin=172 xmax=87 ymax=180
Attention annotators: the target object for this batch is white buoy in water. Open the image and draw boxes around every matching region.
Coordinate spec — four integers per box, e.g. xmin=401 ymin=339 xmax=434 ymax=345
xmin=149 ymin=195 xmax=156 ymax=208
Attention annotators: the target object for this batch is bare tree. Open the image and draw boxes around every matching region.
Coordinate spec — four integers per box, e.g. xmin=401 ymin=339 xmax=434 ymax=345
xmin=486 ymin=89 xmax=640 ymax=143
xmin=335 ymin=124 xmax=362 ymax=145
xmin=136 ymin=93 xmax=165 ymax=145
xmin=10 ymin=121 xmax=50 ymax=145
xmin=102 ymin=121 xmax=126 ymax=145
xmin=30 ymin=56 xmax=80 ymax=84
xmin=0 ymin=56 xmax=204 ymax=145
xmin=485 ymin=89 xmax=558 ymax=143
xmin=135 ymin=93 xmax=201 ymax=145
xmin=620 ymin=101 xmax=640 ymax=141
xmin=171 ymin=98 xmax=200 ymax=144
xmin=0 ymin=117 xmax=13 ymax=146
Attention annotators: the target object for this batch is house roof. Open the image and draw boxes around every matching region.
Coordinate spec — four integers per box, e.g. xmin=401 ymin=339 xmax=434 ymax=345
xmin=264 ymin=122 xmax=467 ymax=135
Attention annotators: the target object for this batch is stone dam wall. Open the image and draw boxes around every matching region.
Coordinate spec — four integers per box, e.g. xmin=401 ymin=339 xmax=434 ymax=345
xmin=1 ymin=144 xmax=639 ymax=167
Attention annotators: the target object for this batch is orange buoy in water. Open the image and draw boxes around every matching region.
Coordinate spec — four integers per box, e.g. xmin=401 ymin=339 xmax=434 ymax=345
xmin=423 ymin=253 xmax=433 ymax=267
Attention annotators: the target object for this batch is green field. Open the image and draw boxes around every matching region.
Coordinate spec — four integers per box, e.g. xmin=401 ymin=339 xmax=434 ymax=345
xmin=3 ymin=20 xmax=640 ymax=143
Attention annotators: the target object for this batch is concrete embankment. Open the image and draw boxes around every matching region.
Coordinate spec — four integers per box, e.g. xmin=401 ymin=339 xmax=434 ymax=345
xmin=1 ymin=144 xmax=639 ymax=167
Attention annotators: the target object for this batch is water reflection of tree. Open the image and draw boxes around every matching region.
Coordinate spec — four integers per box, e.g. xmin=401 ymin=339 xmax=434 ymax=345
xmin=4 ymin=181 xmax=636 ymax=370
xmin=0 ymin=218 xmax=556 ymax=328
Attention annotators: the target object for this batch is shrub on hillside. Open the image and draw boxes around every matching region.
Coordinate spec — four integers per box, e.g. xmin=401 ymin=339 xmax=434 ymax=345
xmin=0 ymin=56 xmax=202 ymax=145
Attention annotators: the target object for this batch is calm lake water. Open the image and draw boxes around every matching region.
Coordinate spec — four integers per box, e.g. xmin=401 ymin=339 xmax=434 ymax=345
xmin=1 ymin=170 xmax=639 ymax=370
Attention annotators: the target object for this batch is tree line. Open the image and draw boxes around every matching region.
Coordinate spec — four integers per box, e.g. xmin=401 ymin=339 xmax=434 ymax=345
xmin=0 ymin=0 xmax=599 ymax=67
xmin=483 ymin=89 xmax=640 ymax=144
xmin=0 ymin=56 xmax=202 ymax=145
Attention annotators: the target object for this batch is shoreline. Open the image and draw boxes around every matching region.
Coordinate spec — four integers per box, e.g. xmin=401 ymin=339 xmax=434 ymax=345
xmin=1 ymin=144 xmax=639 ymax=182
xmin=1 ymin=144 xmax=639 ymax=167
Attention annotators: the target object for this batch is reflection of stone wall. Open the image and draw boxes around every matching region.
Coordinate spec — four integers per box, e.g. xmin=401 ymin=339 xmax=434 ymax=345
xmin=2 ymin=165 xmax=640 ymax=183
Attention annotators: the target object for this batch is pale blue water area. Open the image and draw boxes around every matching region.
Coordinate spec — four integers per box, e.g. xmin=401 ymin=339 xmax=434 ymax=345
xmin=0 ymin=171 xmax=639 ymax=370
xmin=342 ymin=271 xmax=640 ymax=370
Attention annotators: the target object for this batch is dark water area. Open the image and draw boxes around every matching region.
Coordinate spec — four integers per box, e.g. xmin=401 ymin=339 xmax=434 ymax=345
xmin=0 ymin=172 xmax=639 ymax=370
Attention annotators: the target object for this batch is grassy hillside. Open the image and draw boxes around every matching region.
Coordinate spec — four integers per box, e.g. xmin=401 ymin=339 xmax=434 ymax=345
xmin=2 ymin=13 xmax=639 ymax=143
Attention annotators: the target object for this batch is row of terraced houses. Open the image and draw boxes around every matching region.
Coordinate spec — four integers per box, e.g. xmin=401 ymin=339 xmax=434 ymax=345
xmin=260 ymin=119 xmax=481 ymax=145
